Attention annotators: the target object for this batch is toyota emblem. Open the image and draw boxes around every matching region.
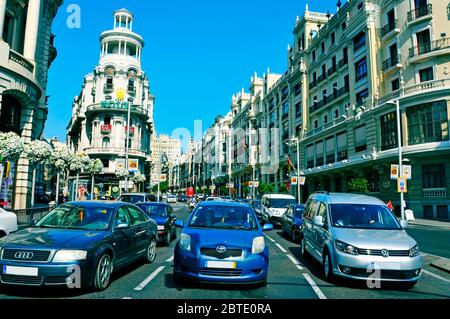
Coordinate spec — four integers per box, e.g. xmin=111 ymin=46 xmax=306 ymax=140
xmin=381 ymin=249 xmax=389 ymax=258
xmin=216 ymin=245 xmax=227 ymax=254
xmin=14 ymin=251 xmax=34 ymax=260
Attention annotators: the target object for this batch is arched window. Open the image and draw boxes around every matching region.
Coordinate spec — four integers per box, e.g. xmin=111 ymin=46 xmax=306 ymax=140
xmin=104 ymin=116 xmax=111 ymax=125
xmin=0 ymin=95 xmax=22 ymax=133
xmin=102 ymin=137 xmax=110 ymax=148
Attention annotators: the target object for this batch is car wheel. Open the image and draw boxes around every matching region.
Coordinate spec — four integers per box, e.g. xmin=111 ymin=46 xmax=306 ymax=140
xmin=144 ymin=238 xmax=157 ymax=263
xmin=300 ymin=236 xmax=308 ymax=257
xmin=322 ymin=250 xmax=334 ymax=282
xmin=93 ymin=253 xmax=113 ymax=291
xmin=165 ymin=230 xmax=171 ymax=246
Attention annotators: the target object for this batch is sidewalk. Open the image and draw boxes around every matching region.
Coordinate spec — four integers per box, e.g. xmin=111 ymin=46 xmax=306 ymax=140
xmin=409 ymin=218 xmax=450 ymax=229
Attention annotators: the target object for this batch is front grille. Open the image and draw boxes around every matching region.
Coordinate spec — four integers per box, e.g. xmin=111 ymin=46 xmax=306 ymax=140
xmin=2 ymin=249 xmax=51 ymax=262
xmin=1 ymin=274 xmax=43 ymax=286
xmin=200 ymin=248 xmax=242 ymax=259
xmin=199 ymin=268 xmax=243 ymax=277
xmin=340 ymin=266 xmax=420 ymax=280
xmin=357 ymin=249 xmax=410 ymax=257
xmin=45 ymin=276 xmax=70 ymax=285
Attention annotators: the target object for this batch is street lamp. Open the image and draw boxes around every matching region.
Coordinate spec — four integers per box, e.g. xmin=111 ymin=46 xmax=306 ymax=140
xmin=124 ymin=100 xmax=132 ymax=193
xmin=386 ymin=98 xmax=405 ymax=221
xmin=157 ymin=152 xmax=168 ymax=202
xmin=286 ymin=136 xmax=301 ymax=204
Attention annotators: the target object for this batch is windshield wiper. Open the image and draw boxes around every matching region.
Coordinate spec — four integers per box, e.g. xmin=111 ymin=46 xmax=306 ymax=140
xmin=36 ymin=225 xmax=56 ymax=228
xmin=213 ymin=225 xmax=253 ymax=231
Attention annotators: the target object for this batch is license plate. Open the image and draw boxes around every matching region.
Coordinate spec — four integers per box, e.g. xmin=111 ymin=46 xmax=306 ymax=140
xmin=3 ymin=265 xmax=38 ymax=277
xmin=206 ymin=261 xmax=236 ymax=269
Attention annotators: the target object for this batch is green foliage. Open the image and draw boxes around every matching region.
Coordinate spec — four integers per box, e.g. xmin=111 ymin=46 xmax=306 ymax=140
xmin=152 ymin=181 xmax=169 ymax=193
xmin=258 ymin=182 xmax=275 ymax=194
xmin=347 ymin=178 xmax=369 ymax=193
xmin=279 ymin=184 xmax=288 ymax=193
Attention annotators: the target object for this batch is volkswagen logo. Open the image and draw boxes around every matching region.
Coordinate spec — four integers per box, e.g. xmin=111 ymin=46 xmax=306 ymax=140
xmin=14 ymin=251 xmax=34 ymax=260
xmin=216 ymin=245 xmax=227 ymax=254
xmin=381 ymin=249 xmax=389 ymax=258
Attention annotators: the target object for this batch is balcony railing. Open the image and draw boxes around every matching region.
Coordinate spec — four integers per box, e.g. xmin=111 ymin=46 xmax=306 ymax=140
xmin=127 ymin=85 xmax=136 ymax=94
xmin=338 ymin=57 xmax=348 ymax=69
xmin=316 ymin=157 xmax=324 ymax=167
xmin=307 ymin=160 xmax=314 ymax=169
xmin=104 ymin=83 xmax=114 ymax=92
xmin=86 ymin=102 xmax=148 ymax=118
xmin=408 ymin=38 xmax=450 ymax=58
xmin=382 ymin=55 xmax=399 ymax=71
xmin=337 ymin=150 xmax=348 ymax=161
xmin=9 ymin=50 xmax=34 ymax=73
xmin=100 ymin=124 xmax=112 ymax=133
xmin=327 ymin=65 xmax=337 ymax=77
xmin=309 ymin=80 xmax=317 ymax=89
xmin=282 ymin=132 xmax=289 ymax=140
xmin=326 ymin=154 xmax=335 ymax=164
xmin=309 ymin=85 xmax=349 ymax=113
xmin=282 ymin=112 xmax=289 ymax=120
xmin=407 ymin=4 xmax=432 ymax=22
xmin=124 ymin=126 xmax=135 ymax=136
xmin=355 ymin=72 xmax=368 ymax=82
xmin=423 ymin=188 xmax=447 ymax=198
xmin=317 ymin=73 xmax=327 ymax=83
xmin=380 ymin=20 xmax=398 ymax=37
xmin=84 ymin=147 xmax=147 ymax=157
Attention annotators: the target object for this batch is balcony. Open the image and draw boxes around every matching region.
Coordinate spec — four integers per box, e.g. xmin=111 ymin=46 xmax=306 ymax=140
xmin=382 ymin=55 xmax=401 ymax=72
xmin=309 ymin=85 xmax=349 ymax=114
xmin=317 ymin=73 xmax=327 ymax=83
xmin=282 ymin=132 xmax=289 ymax=140
xmin=423 ymin=188 xmax=447 ymax=198
xmin=326 ymin=154 xmax=335 ymax=164
xmin=327 ymin=65 xmax=337 ymax=77
xmin=337 ymin=150 xmax=348 ymax=161
xmin=282 ymin=112 xmax=289 ymax=120
xmin=355 ymin=71 xmax=367 ymax=82
xmin=100 ymin=124 xmax=112 ymax=134
xmin=309 ymin=80 xmax=317 ymax=90
xmin=338 ymin=57 xmax=348 ymax=69
xmin=84 ymin=147 xmax=148 ymax=158
xmin=127 ymin=85 xmax=136 ymax=94
xmin=124 ymin=126 xmax=135 ymax=136
xmin=104 ymin=83 xmax=114 ymax=93
xmin=307 ymin=160 xmax=314 ymax=169
xmin=9 ymin=50 xmax=34 ymax=73
xmin=316 ymin=157 xmax=324 ymax=167
xmin=380 ymin=20 xmax=399 ymax=38
xmin=86 ymin=102 xmax=149 ymax=119
xmin=407 ymin=4 xmax=432 ymax=23
xmin=408 ymin=38 xmax=450 ymax=61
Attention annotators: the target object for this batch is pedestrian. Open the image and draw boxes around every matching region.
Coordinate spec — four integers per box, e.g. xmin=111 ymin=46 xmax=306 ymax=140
xmin=0 ymin=198 xmax=4 ymax=209
xmin=386 ymin=200 xmax=393 ymax=211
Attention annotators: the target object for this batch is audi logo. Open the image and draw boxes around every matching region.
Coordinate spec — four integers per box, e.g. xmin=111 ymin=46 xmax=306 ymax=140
xmin=216 ymin=245 xmax=227 ymax=254
xmin=381 ymin=249 xmax=389 ymax=258
xmin=14 ymin=251 xmax=34 ymax=260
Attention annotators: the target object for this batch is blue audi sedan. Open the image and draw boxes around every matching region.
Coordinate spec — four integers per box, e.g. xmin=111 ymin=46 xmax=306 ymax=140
xmin=0 ymin=201 xmax=157 ymax=291
xmin=173 ymin=201 xmax=273 ymax=286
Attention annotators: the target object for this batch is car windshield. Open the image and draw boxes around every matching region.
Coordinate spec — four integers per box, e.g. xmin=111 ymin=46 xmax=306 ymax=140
xmin=329 ymin=204 xmax=401 ymax=230
xmin=268 ymin=198 xmax=296 ymax=208
xmin=119 ymin=195 xmax=143 ymax=203
xmin=137 ymin=204 xmax=167 ymax=217
xmin=36 ymin=204 xmax=113 ymax=231
xmin=294 ymin=206 xmax=304 ymax=218
xmin=189 ymin=205 xmax=258 ymax=230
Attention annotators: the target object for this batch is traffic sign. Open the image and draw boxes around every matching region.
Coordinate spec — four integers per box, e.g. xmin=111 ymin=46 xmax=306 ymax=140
xmin=403 ymin=165 xmax=412 ymax=180
xmin=299 ymin=176 xmax=306 ymax=186
xmin=390 ymin=164 xmax=399 ymax=180
xmin=290 ymin=176 xmax=298 ymax=185
xmin=397 ymin=177 xmax=407 ymax=193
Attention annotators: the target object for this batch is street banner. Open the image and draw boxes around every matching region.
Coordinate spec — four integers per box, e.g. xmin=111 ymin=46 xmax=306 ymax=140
xmin=210 ymin=185 xmax=216 ymax=190
xmin=397 ymin=177 xmax=407 ymax=193
xmin=299 ymin=176 xmax=306 ymax=186
xmin=119 ymin=181 xmax=134 ymax=189
xmin=128 ymin=159 xmax=139 ymax=172
xmin=227 ymin=183 xmax=234 ymax=188
xmin=403 ymin=165 xmax=412 ymax=180
xmin=390 ymin=164 xmax=399 ymax=180
xmin=248 ymin=181 xmax=254 ymax=187
xmin=116 ymin=159 xmax=125 ymax=171
xmin=254 ymin=181 xmax=259 ymax=188
xmin=290 ymin=176 xmax=298 ymax=185
xmin=160 ymin=174 xmax=167 ymax=182
xmin=201 ymin=185 xmax=207 ymax=190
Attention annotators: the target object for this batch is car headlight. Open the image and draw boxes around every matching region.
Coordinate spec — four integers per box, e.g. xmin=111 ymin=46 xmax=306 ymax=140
xmin=180 ymin=233 xmax=191 ymax=251
xmin=53 ymin=250 xmax=87 ymax=262
xmin=252 ymin=236 xmax=265 ymax=254
xmin=409 ymin=245 xmax=420 ymax=257
xmin=335 ymin=240 xmax=359 ymax=255
xmin=157 ymin=225 xmax=165 ymax=230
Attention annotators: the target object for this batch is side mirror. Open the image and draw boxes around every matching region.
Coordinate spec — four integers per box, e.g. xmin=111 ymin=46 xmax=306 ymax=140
xmin=116 ymin=223 xmax=130 ymax=230
xmin=175 ymin=220 xmax=184 ymax=228
xmin=400 ymin=219 xmax=408 ymax=229
xmin=32 ymin=219 xmax=39 ymax=226
xmin=262 ymin=223 xmax=273 ymax=231
xmin=313 ymin=216 xmax=324 ymax=227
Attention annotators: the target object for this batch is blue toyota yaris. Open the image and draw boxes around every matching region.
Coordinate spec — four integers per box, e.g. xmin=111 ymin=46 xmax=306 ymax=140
xmin=173 ymin=201 xmax=273 ymax=286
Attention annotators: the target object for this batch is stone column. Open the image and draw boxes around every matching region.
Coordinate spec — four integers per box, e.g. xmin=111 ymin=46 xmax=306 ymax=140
xmin=23 ymin=0 xmax=41 ymax=62
xmin=0 ymin=0 xmax=6 ymax=40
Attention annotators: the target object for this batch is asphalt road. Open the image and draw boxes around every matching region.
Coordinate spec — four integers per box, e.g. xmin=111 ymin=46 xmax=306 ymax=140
xmin=406 ymin=226 xmax=450 ymax=259
xmin=0 ymin=202 xmax=449 ymax=299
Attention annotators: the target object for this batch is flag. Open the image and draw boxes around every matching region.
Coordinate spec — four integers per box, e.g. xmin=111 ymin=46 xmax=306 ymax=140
xmin=287 ymin=155 xmax=294 ymax=171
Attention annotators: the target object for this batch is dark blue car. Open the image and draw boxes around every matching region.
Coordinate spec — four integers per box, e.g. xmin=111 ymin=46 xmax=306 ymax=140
xmin=173 ymin=201 xmax=273 ymax=286
xmin=136 ymin=202 xmax=177 ymax=246
xmin=0 ymin=201 xmax=158 ymax=291
xmin=281 ymin=204 xmax=305 ymax=242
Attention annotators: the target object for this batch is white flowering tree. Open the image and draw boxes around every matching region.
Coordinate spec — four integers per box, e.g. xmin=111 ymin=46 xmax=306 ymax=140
xmin=0 ymin=132 xmax=24 ymax=197
xmin=132 ymin=172 xmax=147 ymax=192
xmin=88 ymin=158 xmax=103 ymax=200
xmin=50 ymin=144 xmax=75 ymax=204
xmin=24 ymin=140 xmax=52 ymax=206
xmin=69 ymin=153 xmax=90 ymax=200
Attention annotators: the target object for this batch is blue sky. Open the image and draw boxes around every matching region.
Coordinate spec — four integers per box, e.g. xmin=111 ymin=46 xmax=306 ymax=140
xmin=46 ymin=0 xmax=337 ymax=148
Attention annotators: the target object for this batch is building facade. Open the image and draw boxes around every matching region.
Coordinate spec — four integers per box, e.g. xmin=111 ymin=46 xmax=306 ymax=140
xmin=66 ymin=8 xmax=155 ymax=198
xmin=150 ymin=134 xmax=181 ymax=187
xmin=0 ymin=0 xmax=63 ymax=209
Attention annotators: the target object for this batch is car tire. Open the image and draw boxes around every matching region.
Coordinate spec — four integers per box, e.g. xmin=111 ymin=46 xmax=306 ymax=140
xmin=93 ymin=253 xmax=113 ymax=291
xmin=402 ymin=281 xmax=418 ymax=290
xmin=300 ymin=235 xmax=308 ymax=258
xmin=322 ymin=250 xmax=334 ymax=283
xmin=165 ymin=230 xmax=171 ymax=246
xmin=292 ymin=229 xmax=297 ymax=242
xmin=144 ymin=238 xmax=157 ymax=263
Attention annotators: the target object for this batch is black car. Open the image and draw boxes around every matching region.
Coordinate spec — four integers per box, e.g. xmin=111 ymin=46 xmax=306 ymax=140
xmin=177 ymin=194 xmax=187 ymax=202
xmin=281 ymin=204 xmax=305 ymax=242
xmin=251 ymin=200 xmax=262 ymax=220
xmin=136 ymin=202 xmax=177 ymax=246
xmin=0 ymin=201 xmax=158 ymax=291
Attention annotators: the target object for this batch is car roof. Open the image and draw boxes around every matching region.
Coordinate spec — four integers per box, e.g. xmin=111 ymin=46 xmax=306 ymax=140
xmin=310 ymin=192 xmax=385 ymax=205
xmin=64 ymin=200 xmax=127 ymax=208
xmin=198 ymin=201 xmax=251 ymax=208
xmin=135 ymin=202 xmax=168 ymax=206
xmin=120 ymin=193 xmax=152 ymax=196
xmin=262 ymin=194 xmax=296 ymax=199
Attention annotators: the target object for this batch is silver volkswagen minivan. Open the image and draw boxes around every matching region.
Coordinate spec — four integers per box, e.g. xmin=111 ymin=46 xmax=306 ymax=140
xmin=300 ymin=192 xmax=422 ymax=288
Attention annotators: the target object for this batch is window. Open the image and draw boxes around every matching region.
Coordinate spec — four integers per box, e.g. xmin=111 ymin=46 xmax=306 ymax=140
xmin=312 ymin=50 xmax=316 ymax=61
xmin=354 ymin=125 xmax=367 ymax=152
xmin=295 ymin=102 xmax=301 ymax=115
xmin=419 ymin=67 xmax=433 ymax=82
xmin=101 ymin=159 xmax=109 ymax=168
xmin=334 ymin=109 xmax=339 ymax=118
xmin=315 ymin=141 xmax=324 ymax=166
xmin=104 ymin=116 xmax=111 ymax=125
xmin=323 ymin=115 xmax=328 ymax=124
xmin=407 ymin=101 xmax=448 ymax=145
xmin=321 ymin=41 xmax=325 ymax=54
xmin=423 ymin=205 xmax=433 ymax=218
xmin=356 ymin=89 xmax=369 ymax=106
xmin=422 ymin=164 xmax=446 ymax=188
xmin=337 ymin=131 xmax=348 ymax=160
xmin=282 ymin=101 xmax=289 ymax=117
xmin=222 ymin=143 xmax=226 ymax=152
xmin=355 ymin=58 xmax=367 ymax=82
xmin=0 ymin=95 xmax=22 ymax=133
xmin=294 ymin=83 xmax=301 ymax=96
xmin=317 ymin=202 xmax=328 ymax=225
xmin=380 ymin=112 xmax=398 ymax=151
xmin=391 ymin=78 xmax=400 ymax=91
xmin=115 ymin=207 xmax=131 ymax=227
xmin=353 ymin=32 xmax=366 ymax=51
xmin=306 ymin=144 xmax=314 ymax=168
xmin=357 ymin=2 xmax=363 ymax=10
xmin=314 ymin=120 xmax=318 ymax=128
xmin=282 ymin=86 xmax=289 ymax=99
xmin=326 ymin=137 xmax=335 ymax=164
xmin=102 ymin=137 xmax=110 ymax=148
xmin=126 ymin=206 xmax=148 ymax=226
xmin=331 ymin=32 xmax=335 ymax=45
xmin=416 ymin=29 xmax=431 ymax=55
xmin=312 ymin=72 xmax=317 ymax=83
xmin=437 ymin=205 xmax=448 ymax=219
xmin=342 ymin=21 xmax=347 ymax=31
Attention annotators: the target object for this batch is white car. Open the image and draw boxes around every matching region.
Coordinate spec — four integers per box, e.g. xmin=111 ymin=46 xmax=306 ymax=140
xmin=205 ymin=196 xmax=221 ymax=201
xmin=167 ymin=195 xmax=177 ymax=203
xmin=0 ymin=208 xmax=18 ymax=238
xmin=261 ymin=194 xmax=296 ymax=227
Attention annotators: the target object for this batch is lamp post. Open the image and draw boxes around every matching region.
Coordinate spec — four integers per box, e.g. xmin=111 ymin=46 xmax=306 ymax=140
xmin=124 ymin=100 xmax=131 ymax=193
xmin=286 ymin=137 xmax=301 ymax=204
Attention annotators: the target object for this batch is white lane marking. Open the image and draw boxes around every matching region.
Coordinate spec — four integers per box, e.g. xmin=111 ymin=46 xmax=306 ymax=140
xmin=166 ymin=255 xmax=174 ymax=263
xmin=122 ymin=297 xmax=132 ymax=299
xmin=265 ymin=236 xmax=276 ymax=243
xmin=302 ymin=273 xmax=327 ymax=299
xmin=275 ymin=243 xmax=288 ymax=253
xmin=422 ymin=269 xmax=450 ymax=284
xmin=133 ymin=266 xmax=166 ymax=291
xmin=286 ymin=254 xmax=304 ymax=270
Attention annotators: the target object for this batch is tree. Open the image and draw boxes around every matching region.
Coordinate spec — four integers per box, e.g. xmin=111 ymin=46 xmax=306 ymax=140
xmin=24 ymin=140 xmax=52 ymax=206
xmin=0 ymin=132 xmax=24 ymax=198
xmin=87 ymin=158 xmax=103 ymax=199
xmin=279 ymin=184 xmax=288 ymax=193
xmin=132 ymin=172 xmax=146 ymax=192
xmin=69 ymin=153 xmax=90 ymax=200
xmin=51 ymin=144 xmax=75 ymax=204
xmin=152 ymin=181 xmax=168 ymax=193
xmin=258 ymin=181 xmax=275 ymax=194
xmin=347 ymin=178 xmax=369 ymax=193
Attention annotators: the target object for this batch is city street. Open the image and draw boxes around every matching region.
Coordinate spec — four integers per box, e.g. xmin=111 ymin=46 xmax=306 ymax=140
xmin=0 ymin=203 xmax=449 ymax=300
